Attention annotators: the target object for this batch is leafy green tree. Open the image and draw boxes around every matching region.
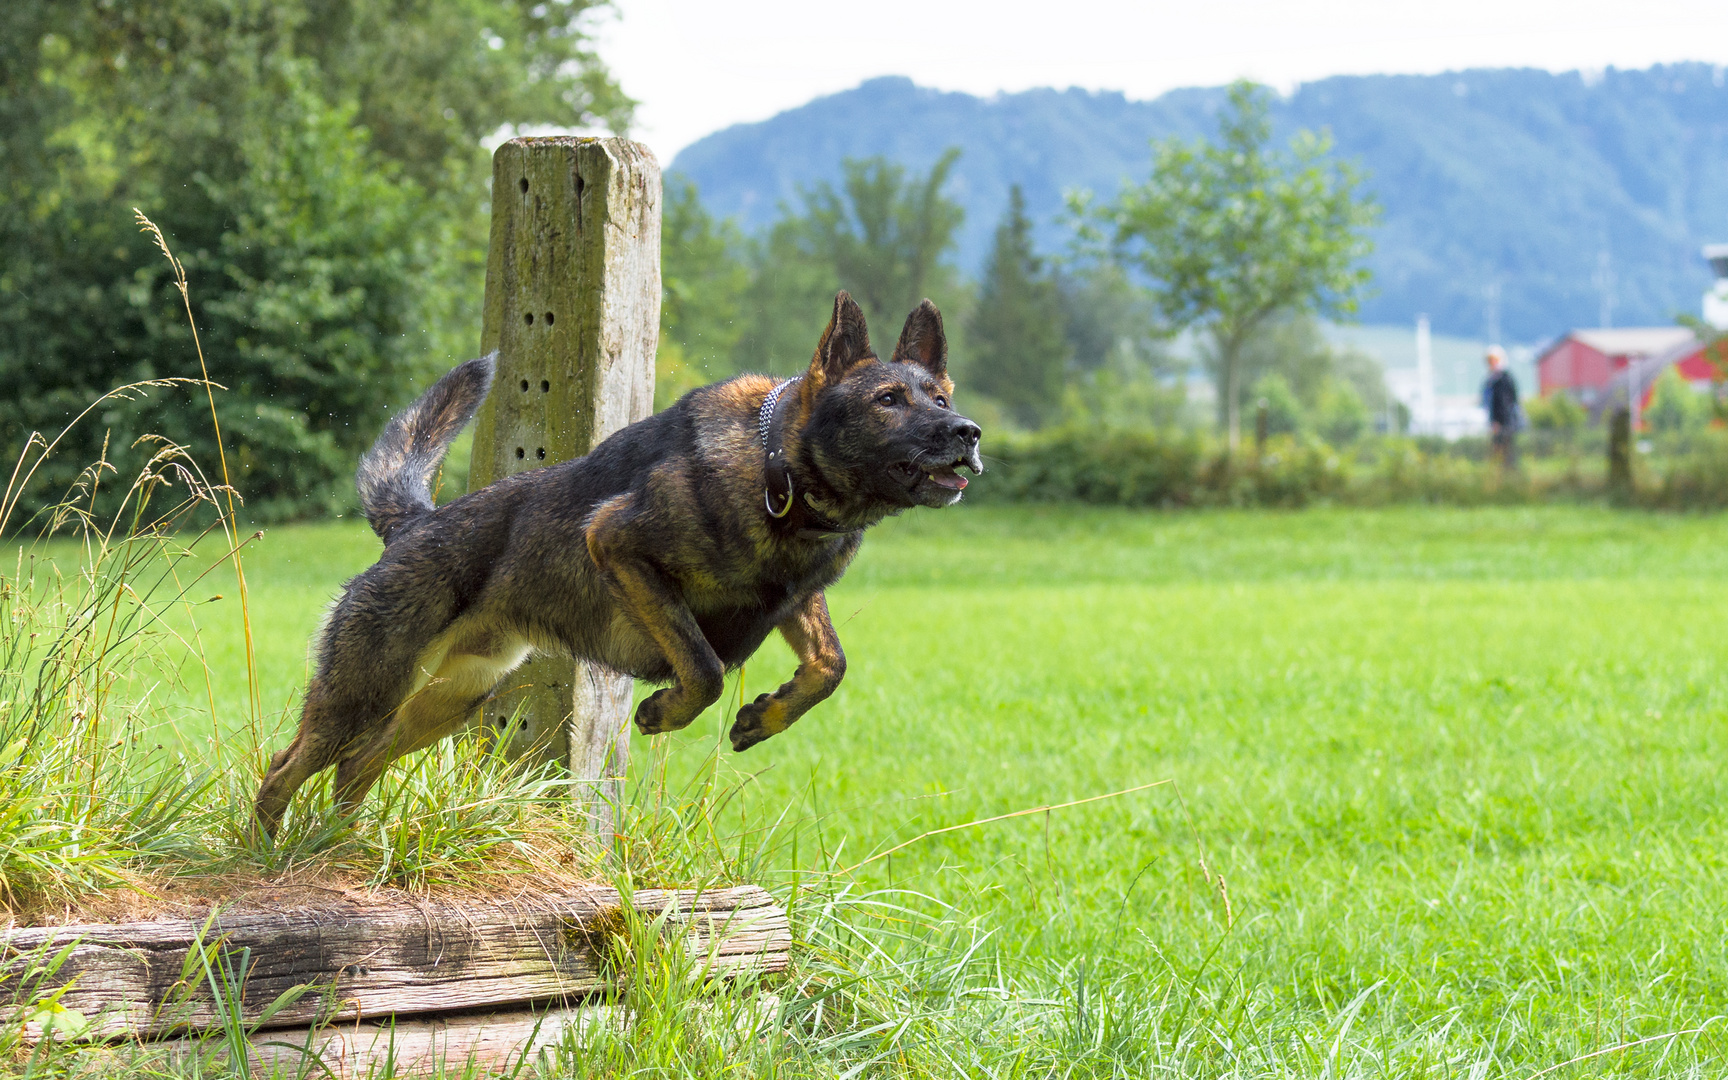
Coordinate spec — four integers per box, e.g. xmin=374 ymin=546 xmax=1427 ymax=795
xmin=734 ymin=151 xmax=966 ymax=374
xmin=656 ymin=176 xmax=749 ymax=406
xmin=967 ymin=187 xmax=1070 ymax=428
xmin=1251 ymin=373 xmax=1304 ymax=437
xmin=1314 ymin=379 xmax=1369 ymax=445
xmin=1042 ymin=255 xmax=1185 ymax=430
xmin=1677 ymin=314 xmax=1728 ymax=425
xmin=801 ymin=149 xmax=965 ymax=329
xmin=1645 ymin=367 xmax=1711 ymax=436
xmin=1094 ymin=80 xmax=1378 ymax=449
xmin=731 ymin=225 xmax=843 ymax=377
xmin=1 ymin=0 xmax=628 ymax=522
xmin=1525 ymin=390 xmax=1585 ymax=437
xmin=1056 ymin=262 xmax=1164 ymax=377
xmin=1232 ymin=313 xmax=1388 ymax=432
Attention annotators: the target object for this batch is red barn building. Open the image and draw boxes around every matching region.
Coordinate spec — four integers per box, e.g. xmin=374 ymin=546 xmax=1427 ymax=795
xmin=1536 ymin=327 xmax=1710 ymax=410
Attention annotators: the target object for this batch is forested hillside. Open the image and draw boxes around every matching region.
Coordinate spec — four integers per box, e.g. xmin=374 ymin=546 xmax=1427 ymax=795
xmin=672 ymin=66 xmax=1728 ymax=342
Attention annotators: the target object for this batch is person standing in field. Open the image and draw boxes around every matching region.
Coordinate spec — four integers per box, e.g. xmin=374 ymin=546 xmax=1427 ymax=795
xmin=1482 ymin=346 xmax=1521 ymax=471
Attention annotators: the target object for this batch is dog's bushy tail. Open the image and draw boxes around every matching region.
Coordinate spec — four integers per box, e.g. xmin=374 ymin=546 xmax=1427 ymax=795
xmin=357 ymin=354 xmax=496 ymax=543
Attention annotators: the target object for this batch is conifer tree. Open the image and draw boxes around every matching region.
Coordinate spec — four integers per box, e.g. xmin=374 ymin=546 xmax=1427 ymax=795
xmin=967 ymin=186 xmax=1070 ymax=428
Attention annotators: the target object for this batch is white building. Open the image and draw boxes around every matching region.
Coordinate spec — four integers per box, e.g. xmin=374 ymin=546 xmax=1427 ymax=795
xmin=1705 ymin=243 xmax=1728 ymax=329
xmin=1380 ymin=315 xmax=1490 ymax=438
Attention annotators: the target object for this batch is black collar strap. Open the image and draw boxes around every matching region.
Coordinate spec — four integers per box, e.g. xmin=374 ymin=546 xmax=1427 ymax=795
xmin=759 ymin=377 xmax=859 ymax=540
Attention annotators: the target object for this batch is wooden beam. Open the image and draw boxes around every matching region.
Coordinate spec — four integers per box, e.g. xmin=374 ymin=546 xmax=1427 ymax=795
xmin=3 ymin=884 xmax=784 ymax=1041
xmin=466 ymin=136 xmax=660 ymax=835
xmin=114 ymin=995 xmax=779 ymax=1079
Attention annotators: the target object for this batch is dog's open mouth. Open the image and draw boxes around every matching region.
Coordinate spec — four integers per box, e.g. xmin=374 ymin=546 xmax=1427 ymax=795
xmin=890 ymin=458 xmax=976 ymax=492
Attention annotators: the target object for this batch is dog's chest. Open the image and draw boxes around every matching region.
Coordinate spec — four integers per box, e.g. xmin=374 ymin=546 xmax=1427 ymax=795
xmin=678 ymin=541 xmax=845 ymax=620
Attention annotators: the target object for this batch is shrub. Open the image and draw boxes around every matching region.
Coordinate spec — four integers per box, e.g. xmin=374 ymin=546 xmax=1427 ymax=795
xmin=1315 ymin=377 xmax=1369 ymax=445
xmin=1251 ymin=373 xmax=1304 ymax=437
xmin=1646 ymin=368 xmax=1713 ymax=437
xmin=1640 ymin=427 xmax=1728 ymax=510
xmin=968 ymin=425 xmax=1728 ymax=509
xmin=1527 ymin=390 xmax=1587 ymax=435
xmin=974 ymin=427 xmax=1354 ymax=509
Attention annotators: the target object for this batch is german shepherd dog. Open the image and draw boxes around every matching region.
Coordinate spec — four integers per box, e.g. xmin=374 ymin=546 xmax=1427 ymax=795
xmin=252 ymin=292 xmax=982 ymax=838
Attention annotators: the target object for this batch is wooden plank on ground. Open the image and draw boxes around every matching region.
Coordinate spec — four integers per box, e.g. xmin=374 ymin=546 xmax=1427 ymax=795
xmin=119 ymin=994 xmax=779 ymax=1080
xmin=2 ymin=884 xmax=787 ymax=1041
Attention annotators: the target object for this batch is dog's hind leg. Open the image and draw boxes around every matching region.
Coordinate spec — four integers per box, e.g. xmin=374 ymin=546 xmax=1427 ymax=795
xmin=252 ymin=681 xmax=353 ymax=841
xmin=730 ymin=591 xmax=846 ymax=751
xmin=332 ymin=632 xmax=533 ymax=815
xmin=253 ymin=572 xmax=460 ymax=840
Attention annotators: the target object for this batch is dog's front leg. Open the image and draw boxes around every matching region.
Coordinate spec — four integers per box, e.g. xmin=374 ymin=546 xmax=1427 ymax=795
xmin=587 ymin=503 xmax=726 ymax=735
xmin=730 ymin=591 xmax=846 ymax=752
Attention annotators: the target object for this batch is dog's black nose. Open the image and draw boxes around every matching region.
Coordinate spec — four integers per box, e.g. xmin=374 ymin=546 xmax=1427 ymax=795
xmin=951 ymin=418 xmax=981 ymax=446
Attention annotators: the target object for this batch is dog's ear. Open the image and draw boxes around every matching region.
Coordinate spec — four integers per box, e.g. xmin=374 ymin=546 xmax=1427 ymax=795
xmin=891 ymin=299 xmax=947 ymax=377
xmin=808 ymin=291 xmax=875 ymax=386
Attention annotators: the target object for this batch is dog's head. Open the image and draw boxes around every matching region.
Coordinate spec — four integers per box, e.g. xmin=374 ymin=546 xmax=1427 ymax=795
xmin=798 ymin=292 xmax=983 ymax=513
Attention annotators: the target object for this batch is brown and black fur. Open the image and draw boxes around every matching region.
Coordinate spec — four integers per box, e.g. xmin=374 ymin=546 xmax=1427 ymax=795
xmin=253 ymin=293 xmax=982 ymax=838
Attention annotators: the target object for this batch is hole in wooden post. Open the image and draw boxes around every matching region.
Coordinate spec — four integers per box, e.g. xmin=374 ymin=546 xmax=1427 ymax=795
xmin=540 ymin=379 xmax=550 ymax=392
xmin=576 ymin=175 xmax=585 ymax=199
xmin=519 ymin=379 xmax=529 ymax=392
xmin=524 ymin=312 xmax=534 ymax=325
xmin=519 ymin=177 xmax=529 ymax=194
xmin=515 ymin=447 xmax=525 ymax=459
xmin=544 ymin=312 xmax=554 ymax=325
xmin=536 ymin=447 xmax=547 ymax=459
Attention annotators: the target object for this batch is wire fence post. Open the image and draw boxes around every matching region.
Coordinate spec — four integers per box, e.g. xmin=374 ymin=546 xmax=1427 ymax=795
xmin=1607 ymin=404 xmax=1632 ymax=501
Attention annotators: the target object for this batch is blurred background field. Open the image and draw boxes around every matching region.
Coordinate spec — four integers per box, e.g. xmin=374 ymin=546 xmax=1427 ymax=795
xmin=132 ymin=503 xmax=1728 ymax=1069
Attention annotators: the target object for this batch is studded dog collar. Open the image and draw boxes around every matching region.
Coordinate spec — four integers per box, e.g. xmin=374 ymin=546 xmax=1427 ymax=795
xmin=759 ymin=377 xmax=859 ymax=540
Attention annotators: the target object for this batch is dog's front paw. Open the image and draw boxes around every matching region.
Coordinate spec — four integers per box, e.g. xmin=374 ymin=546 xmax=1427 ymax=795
xmin=633 ymin=688 xmax=680 ymax=735
xmin=729 ymin=692 xmax=788 ymax=752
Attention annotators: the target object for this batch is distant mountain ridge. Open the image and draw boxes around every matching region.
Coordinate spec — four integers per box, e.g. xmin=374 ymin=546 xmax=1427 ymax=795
xmin=670 ymin=66 xmax=1728 ymax=343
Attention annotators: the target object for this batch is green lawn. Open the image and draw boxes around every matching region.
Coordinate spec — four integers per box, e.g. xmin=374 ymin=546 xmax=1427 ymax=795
xmin=156 ymin=505 xmax=1728 ymax=1073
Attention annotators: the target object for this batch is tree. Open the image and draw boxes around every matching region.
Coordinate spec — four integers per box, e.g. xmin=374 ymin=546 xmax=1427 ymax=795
xmin=966 ymin=186 xmax=1070 ymax=428
xmin=1095 ymin=80 xmax=1378 ymax=449
xmin=1645 ymin=367 xmax=1711 ymax=437
xmin=1677 ymin=314 xmax=1728 ymax=425
xmin=732 ymin=151 xmax=967 ymax=375
xmin=800 ymin=150 xmax=966 ymax=330
xmin=1525 ymin=390 xmax=1585 ymax=437
xmin=1056 ymin=262 xmax=1164 ymax=378
xmin=1313 ymin=379 xmax=1369 ymax=445
xmin=0 ymin=0 xmax=629 ymax=522
xmin=656 ymin=176 xmax=749 ymax=406
xmin=1232 ymin=312 xmax=1387 ymax=441
xmin=1251 ymin=372 xmax=1304 ymax=437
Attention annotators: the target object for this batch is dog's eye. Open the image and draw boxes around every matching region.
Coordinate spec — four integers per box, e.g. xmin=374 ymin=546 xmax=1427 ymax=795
xmin=934 ymin=395 xmax=949 ymax=409
xmin=877 ymin=391 xmax=899 ymax=406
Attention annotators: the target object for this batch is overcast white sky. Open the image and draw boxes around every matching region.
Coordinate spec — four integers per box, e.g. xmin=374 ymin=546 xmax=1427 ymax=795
xmin=595 ymin=0 xmax=1728 ymax=161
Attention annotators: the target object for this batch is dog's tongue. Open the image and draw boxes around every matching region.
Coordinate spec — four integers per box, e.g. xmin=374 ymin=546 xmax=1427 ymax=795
xmin=925 ymin=466 xmax=968 ymax=491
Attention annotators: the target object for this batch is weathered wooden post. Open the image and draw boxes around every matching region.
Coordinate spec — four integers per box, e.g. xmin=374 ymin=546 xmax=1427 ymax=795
xmin=467 ymin=137 xmax=660 ymax=839
xmin=1607 ymin=405 xmax=1632 ymax=500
